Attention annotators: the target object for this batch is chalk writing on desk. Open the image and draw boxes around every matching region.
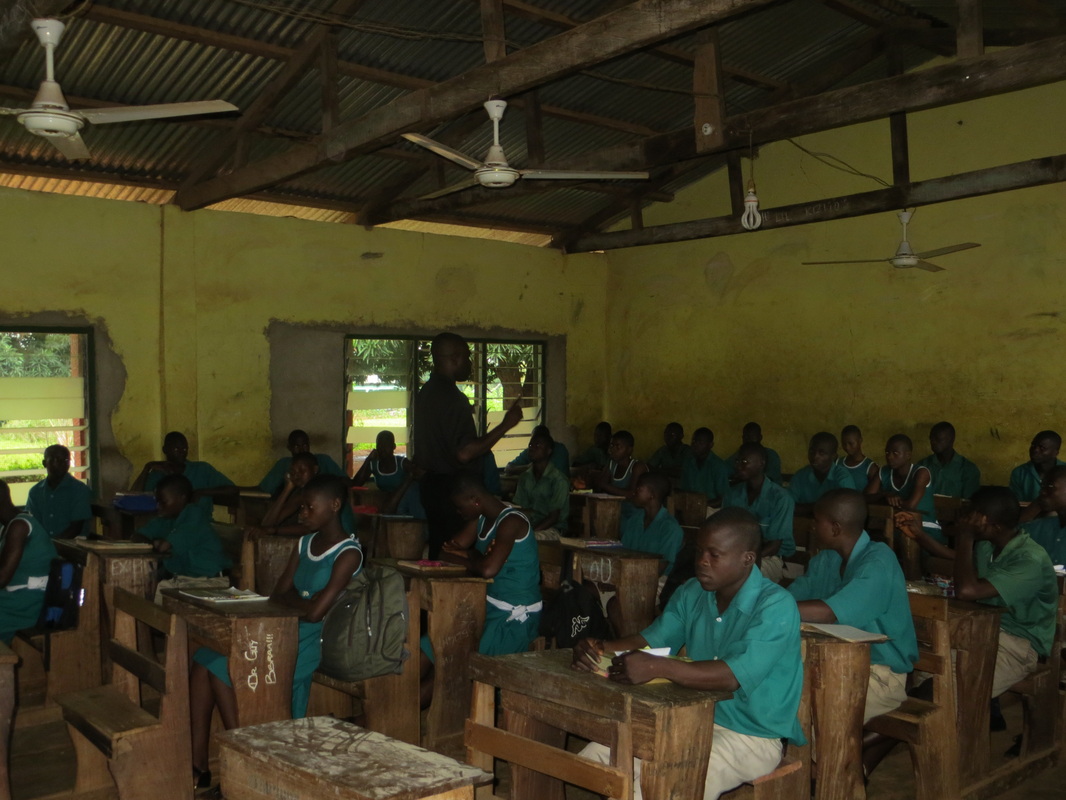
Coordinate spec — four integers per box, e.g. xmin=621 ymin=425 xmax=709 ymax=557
xmin=244 ymin=638 xmax=259 ymax=662
xmin=247 ymin=667 xmax=259 ymax=691
xmin=264 ymin=633 xmax=276 ymax=685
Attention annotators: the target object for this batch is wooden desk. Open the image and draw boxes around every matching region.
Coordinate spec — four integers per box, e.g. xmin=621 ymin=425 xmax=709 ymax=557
xmin=581 ymin=493 xmax=624 ymax=540
xmin=383 ymin=559 xmax=489 ymax=756
xmin=563 ymin=542 xmax=663 ymax=637
xmin=672 ymin=489 xmax=708 ymax=527
xmin=0 ymin=641 xmax=16 ymax=800
xmin=236 ymin=490 xmax=271 ymax=527
xmin=161 ymin=589 xmax=300 ymax=726
xmin=252 ymin=534 xmax=298 ymax=596
xmin=466 ymin=649 xmax=730 ymax=800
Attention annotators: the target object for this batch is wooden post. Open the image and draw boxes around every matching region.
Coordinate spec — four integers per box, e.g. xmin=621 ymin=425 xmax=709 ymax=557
xmin=694 ymin=28 xmax=726 ymax=153
xmin=480 ymin=0 xmax=506 ymax=63
xmin=957 ymin=0 xmax=984 ymax=59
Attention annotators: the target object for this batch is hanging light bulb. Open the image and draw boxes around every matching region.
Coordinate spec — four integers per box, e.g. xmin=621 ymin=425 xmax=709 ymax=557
xmin=741 ymin=179 xmax=762 ymax=230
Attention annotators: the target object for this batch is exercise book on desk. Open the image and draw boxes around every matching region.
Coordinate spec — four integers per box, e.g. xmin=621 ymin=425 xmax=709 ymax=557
xmin=594 ymin=647 xmax=690 ymax=683
xmin=801 ymin=623 xmax=888 ymax=643
xmin=395 ymin=560 xmax=468 ymax=575
xmin=78 ymin=540 xmax=155 ymax=552
xmin=178 ymin=587 xmax=263 ymax=603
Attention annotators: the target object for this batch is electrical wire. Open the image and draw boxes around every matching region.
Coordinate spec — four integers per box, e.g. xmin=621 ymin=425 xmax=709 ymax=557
xmin=785 ymin=137 xmax=893 ymax=188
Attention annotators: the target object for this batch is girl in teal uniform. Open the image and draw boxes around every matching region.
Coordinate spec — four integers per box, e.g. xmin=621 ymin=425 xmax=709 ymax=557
xmin=0 ymin=479 xmax=57 ymax=643
xmin=594 ymin=430 xmax=647 ymax=522
xmin=838 ymin=425 xmax=879 ymax=492
xmin=352 ymin=430 xmax=407 ymax=492
xmin=188 ymin=475 xmax=362 ymax=789
xmin=868 ymin=434 xmax=942 ymax=543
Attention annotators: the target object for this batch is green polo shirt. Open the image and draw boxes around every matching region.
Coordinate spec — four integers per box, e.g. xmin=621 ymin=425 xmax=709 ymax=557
xmin=680 ymin=451 xmax=730 ymax=502
xmin=917 ymin=452 xmax=981 ymax=499
xmin=1009 ymin=460 xmax=1066 ymax=503
xmin=258 ymin=453 xmax=347 ymax=495
xmin=620 ymin=506 xmax=683 ymax=575
xmin=647 ymin=443 xmax=691 ymax=473
xmin=788 ymin=532 xmax=918 ymax=673
xmin=512 ymin=461 xmax=570 ymax=533
xmin=728 ymin=447 xmax=783 ymax=484
xmin=975 ymin=532 xmax=1058 ymax=657
xmin=642 ymin=568 xmax=806 ymax=744
xmin=141 ymin=503 xmax=232 ymax=579
xmin=145 ymin=460 xmax=234 ymax=514
xmin=787 ymin=462 xmax=854 ymax=505
xmin=26 ymin=473 xmax=92 ymax=537
xmin=723 ymin=479 xmax=796 ymax=557
xmin=1022 ymin=515 xmax=1066 ymax=565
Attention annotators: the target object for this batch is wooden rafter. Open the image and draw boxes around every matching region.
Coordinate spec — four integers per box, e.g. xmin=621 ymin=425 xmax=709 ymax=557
xmin=174 ymin=0 xmax=779 ymax=211
xmin=956 ymin=0 xmax=984 ymax=58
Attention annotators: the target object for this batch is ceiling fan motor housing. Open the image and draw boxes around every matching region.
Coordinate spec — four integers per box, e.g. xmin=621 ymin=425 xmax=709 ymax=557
xmin=477 ymin=167 xmax=519 ymax=188
xmin=18 ymin=109 xmax=83 ymax=137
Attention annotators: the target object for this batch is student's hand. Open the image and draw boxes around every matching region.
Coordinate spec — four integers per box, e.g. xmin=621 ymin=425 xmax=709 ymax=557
xmin=894 ymin=511 xmax=921 ymax=539
xmin=152 ymin=539 xmax=172 ymax=554
xmin=886 ymin=495 xmax=903 ymax=509
xmin=245 ymin=526 xmax=269 ymax=541
xmin=572 ymin=637 xmax=606 ymax=672
xmin=145 ymin=460 xmax=175 ymax=474
xmin=503 ymin=393 xmax=524 ymax=429
xmin=441 ymin=540 xmax=469 ymax=559
xmin=367 ymin=449 xmax=378 ymax=462
xmin=608 ymin=651 xmax=659 ymax=685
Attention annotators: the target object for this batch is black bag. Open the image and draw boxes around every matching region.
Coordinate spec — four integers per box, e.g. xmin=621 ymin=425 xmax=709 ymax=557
xmin=33 ymin=558 xmax=85 ymax=670
xmin=539 ymin=554 xmax=611 ymax=647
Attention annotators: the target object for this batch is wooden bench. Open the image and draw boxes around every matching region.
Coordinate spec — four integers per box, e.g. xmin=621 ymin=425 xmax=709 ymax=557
xmin=55 ymin=587 xmax=191 ymax=800
xmin=219 ymin=717 xmax=491 ymax=800
xmin=866 ymin=592 xmax=959 ymax=800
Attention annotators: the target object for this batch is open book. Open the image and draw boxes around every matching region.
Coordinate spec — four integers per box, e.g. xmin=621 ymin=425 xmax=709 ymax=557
xmin=593 ymin=647 xmax=690 ymax=684
xmin=179 ymin=587 xmax=262 ymax=603
xmin=801 ymin=623 xmax=888 ymax=643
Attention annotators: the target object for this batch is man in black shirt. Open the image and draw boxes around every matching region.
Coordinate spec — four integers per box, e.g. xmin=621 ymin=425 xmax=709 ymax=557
xmin=414 ymin=332 xmax=523 ymax=557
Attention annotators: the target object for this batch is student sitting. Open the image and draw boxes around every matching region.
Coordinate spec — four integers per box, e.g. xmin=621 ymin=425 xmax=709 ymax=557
xmin=897 ymin=487 xmax=1057 ymax=700
xmin=132 ymin=431 xmax=235 ymax=515
xmin=511 ymin=430 xmax=570 ymax=540
xmin=573 ymin=508 xmax=805 ymax=800
xmin=619 ymin=473 xmax=683 ymax=613
xmin=189 ymin=475 xmax=362 ymax=787
xmin=0 ymin=479 xmax=57 ymax=644
xmin=257 ymin=428 xmax=346 ymax=496
xmin=837 ymin=424 xmax=878 ymax=492
xmin=573 ymin=421 xmax=612 ymax=475
xmin=1024 ymin=465 xmax=1066 ymax=564
xmin=727 ymin=422 xmax=783 ymax=484
xmin=139 ymin=475 xmax=232 ymax=603
xmin=505 ymin=424 xmax=571 ymax=476
xmin=247 ymin=452 xmax=356 ymax=538
xmin=352 ymin=430 xmax=407 ymax=492
xmin=788 ymin=489 xmax=917 ymax=722
xmin=723 ymin=442 xmax=796 ymax=584
xmin=788 ymin=432 xmax=853 ymax=510
xmin=646 ymin=421 xmax=690 ymax=479
xmin=592 ymin=430 xmax=648 ymax=522
xmin=866 ymin=434 xmax=942 ymax=542
xmin=679 ymin=427 xmax=729 ymax=506
xmin=25 ymin=444 xmax=91 ymax=538
xmin=917 ymin=421 xmax=981 ymax=499
xmin=1009 ymin=430 xmax=1065 ymax=503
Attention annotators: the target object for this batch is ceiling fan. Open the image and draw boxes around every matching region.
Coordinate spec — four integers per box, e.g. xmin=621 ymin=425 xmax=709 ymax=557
xmin=0 ymin=18 xmax=238 ymax=160
xmin=802 ymin=211 xmax=980 ymax=272
xmin=402 ymin=99 xmax=649 ymax=200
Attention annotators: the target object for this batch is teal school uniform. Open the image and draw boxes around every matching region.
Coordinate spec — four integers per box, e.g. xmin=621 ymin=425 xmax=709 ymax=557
xmin=729 ymin=448 xmax=783 ymax=485
xmin=508 ymin=442 xmax=571 ymax=477
xmin=620 ymin=506 xmax=683 ymax=574
xmin=879 ymin=464 xmax=942 ymax=543
xmin=642 ymin=568 xmax=805 ymax=744
xmin=976 ymin=533 xmax=1058 ymax=657
xmin=836 ymin=456 xmax=875 ymax=492
xmin=608 ymin=459 xmax=641 ymax=521
xmin=723 ymin=479 xmax=796 ymax=557
xmin=917 ymin=452 xmax=981 ymax=499
xmin=258 ymin=453 xmax=346 ymax=495
xmin=478 ymin=508 xmax=542 ymax=655
xmin=512 ymin=461 xmax=570 ymax=533
xmin=26 ymin=473 xmax=92 ymax=537
xmin=647 ymin=444 xmax=691 ymax=473
xmin=680 ymin=451 xmax=730 ymax=501
xmin=370 ymin=455 xmax=407 ymax=492
xmin=0 ymin=513 xmax=57 ymax=643
xmin=573 ymin=445 xmax=608 ymax=469
xmin=1009 ymin=460 xmax=1066 ymax=503
xmin=146 ymin=460 xmax=234 ymax=514
xmin=141 ymin=503 xmax=231 ymax=578
xmin=1023 ymin=515 xmax=1066 ymax=565
xmin=788 ymin=532 xmax=917 ymax=673
xmin=787 ymin=462 xmax=853 ymax=505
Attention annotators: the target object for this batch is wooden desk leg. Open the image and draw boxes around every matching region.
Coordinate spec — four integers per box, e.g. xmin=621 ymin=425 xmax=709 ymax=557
xmin=362 ymin=587 xmax=421 ymax=746
xmin=424 ymin=579 xmax=486 ymax=757
xmin=0 ymin=659 xmax=14 ymax=800
xmin=503 ymin=706 xmax=566 ymax=800
xmin=227 ymin=617 xmax=298 ymax=727
xmin=810 ymin=640 xmax=867 ymax=800
xmin=953 ymin=614 xmax=998 ymax=787
xmin=467 ymin=679 xmax=496 ymax=800
xmin=101 ymin=557 xmax=156 ymax=679
xmin=615 ymin=560 xmax=660 ymax=638
xmin=640 ymin=701 xmax=716 ymax=800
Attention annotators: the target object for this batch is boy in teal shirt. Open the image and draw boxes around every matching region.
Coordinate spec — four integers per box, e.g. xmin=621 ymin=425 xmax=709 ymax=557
xmin=788 ymin=432 xmax=853 ymax=510
xmin=646 ymin=422 xmax=690 ymax=478
xmin=621 ymin=473 xmax=684 ymax=575
xmin=259 ymin=428 xmax=347 ymax=495
xmin=505 ymin=425 xmax=571 ymax=476
xmin=26 ymin=444 xmax=92 ymax=538
xmin=572 ymin=421 xmax=611 ymax=471
xmin=512 ymin=431 xmax=570 ymax=538
xmin=574 ymin=508 xmax=805 ymax=800
xmin=132 ymin=431 xmax=236 ymax=515
xmin=1023 ymin=464 xmax=1066 ymax=564
xmin=723 ymin=442 xmax=795 ymax=583
xmin=917 ymin=421 xmax=981 ymax=499
xmin=788 ymin=489 xmax=917 ymax=722
xmin=1010 ymin=430 xmax=1065 ymax=503
xmin=680 ymin=427 xmax=729 ymax=505
xmin=727 ymin=422 xmax=783 ymax=484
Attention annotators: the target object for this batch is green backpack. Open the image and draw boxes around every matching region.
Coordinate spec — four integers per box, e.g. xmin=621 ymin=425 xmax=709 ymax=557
xmin=318 ymin=564 xmax=410 ymax=682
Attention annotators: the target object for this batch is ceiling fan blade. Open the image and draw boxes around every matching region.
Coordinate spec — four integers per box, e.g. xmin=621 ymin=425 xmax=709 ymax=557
xmin=801 ymin=258 xmax=890 ymax=265
xmin=401 ymin=133 xmax=483 ymax=171
xmin=912 ymin=242 xmax=980 ymax=259
xmin=46 ymin=131 xmax=90 ymax=160
xmin=416 ymin=175 xmax=481 ymax=200
xmin=914 ymin=260 xmax=946 ymax=273
xmin=80 ymin=100 xmax=237 ymax=125
xmin=521 ymin=169 xmax=649 ymax=181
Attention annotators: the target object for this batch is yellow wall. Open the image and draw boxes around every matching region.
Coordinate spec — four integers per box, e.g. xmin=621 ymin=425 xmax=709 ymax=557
xmin=0 ymin=188 xmax=609 ymax=493
xmin=604 ymin=83 xmax=1066 ymax=483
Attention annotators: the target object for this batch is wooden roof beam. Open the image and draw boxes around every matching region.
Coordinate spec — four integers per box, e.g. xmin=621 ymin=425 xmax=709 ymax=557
xmin=175 ymin=0 xmax=779 ymax=211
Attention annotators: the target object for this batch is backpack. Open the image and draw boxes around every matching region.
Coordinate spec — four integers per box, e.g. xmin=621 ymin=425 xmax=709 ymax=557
xmin=34 ymin=558 xmax=85 ymax=670
xmin=539 ymin=555 xmax=611 ymax=647
xmin=318 ymin=564 xmax=409 ymax=683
